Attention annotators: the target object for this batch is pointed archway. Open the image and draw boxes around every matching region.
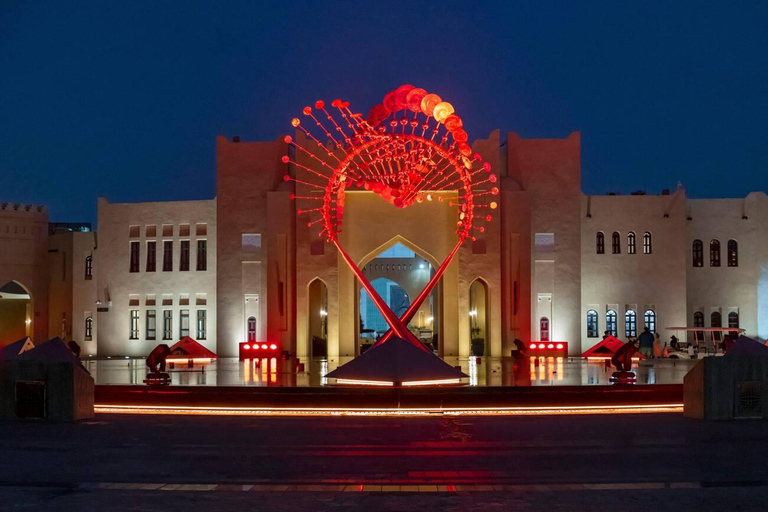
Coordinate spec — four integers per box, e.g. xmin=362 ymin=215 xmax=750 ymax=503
xmin=0 ymin=280 xmax=33 ymax=346
xmin=358 ymin=239 xmax=442 ymax=355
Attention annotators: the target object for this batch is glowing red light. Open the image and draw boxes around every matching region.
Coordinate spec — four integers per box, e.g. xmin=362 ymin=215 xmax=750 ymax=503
xmin=530 ymin=343 xmax=537 ymax=349
xmin=261 ymin=344 xmax=268 ymax=350
xmin=547 ymin=343 xmax=554 ymax=349
xmin=252 ymin=344 xmax=260 ymax=350
xmin=269 ymin=344 xmax=277 ymax=350
xmin=243 ymin=344 xmax=250 ymax=350
xmin=556 ymin=343 xmax=564 ymax=350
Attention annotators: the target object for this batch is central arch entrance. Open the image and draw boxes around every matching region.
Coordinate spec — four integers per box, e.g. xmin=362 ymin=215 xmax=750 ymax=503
xmin=358 ymin=242 xmax=440 ymax=354
xmin=0 ymin=281 xmax=33 ymax=346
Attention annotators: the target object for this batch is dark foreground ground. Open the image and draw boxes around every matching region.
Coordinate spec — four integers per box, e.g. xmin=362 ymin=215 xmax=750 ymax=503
xmin=1 ymin=412 xmax=767 ymax=511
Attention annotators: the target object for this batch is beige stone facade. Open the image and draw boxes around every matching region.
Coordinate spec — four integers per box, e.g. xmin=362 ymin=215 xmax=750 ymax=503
xmin=2 ymin=132 xmax=767 ymax=358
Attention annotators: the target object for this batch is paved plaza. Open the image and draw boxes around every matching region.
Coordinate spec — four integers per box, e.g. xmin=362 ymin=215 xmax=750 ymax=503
xmin=1 ymin=412 xmax=767 ymax=511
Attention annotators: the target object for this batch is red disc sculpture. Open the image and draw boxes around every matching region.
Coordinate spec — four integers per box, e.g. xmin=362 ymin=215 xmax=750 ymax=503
xmin=285 ymin=85 xmax=497 ymax=382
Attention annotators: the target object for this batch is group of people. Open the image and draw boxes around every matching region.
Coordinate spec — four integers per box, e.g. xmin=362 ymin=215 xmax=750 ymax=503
xmin=606 ymin=327 xmax=663 ymax=358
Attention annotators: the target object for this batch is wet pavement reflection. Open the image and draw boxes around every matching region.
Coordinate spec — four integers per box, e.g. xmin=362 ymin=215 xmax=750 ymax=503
xmin=85 ymin=356 xmax=698 ymax=387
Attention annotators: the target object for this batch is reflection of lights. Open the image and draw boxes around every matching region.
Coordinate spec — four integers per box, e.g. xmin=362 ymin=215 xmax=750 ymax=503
xmin=320 ymin=309 xmax=328 ymax=317
xmin=166 ymin=358 xmax=213 ymax=364
xmin=557 ymin=357 xmax=564 ymax=381
xmin=25 ymin=318 xmax=31 ymax=325
xmin=270 ymin=358 xmax=277 ymax=383
xmin=96 ymin=404 xmax=684 ymax=417
xmin=335 ymin=379 xmax=393 ymax=386
xmin=243 ymin=358 xmax=251 ymax=384
xmin=321 ymin=360 xmax=328 ymax=386
xmin=401 ymin=379 xmax=461 ymax=386
xmin=469 ymin=357 xmax=478 ymax=386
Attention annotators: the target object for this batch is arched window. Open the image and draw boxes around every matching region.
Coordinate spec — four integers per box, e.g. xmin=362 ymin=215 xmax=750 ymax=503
xmin=692 ymin=240 xmax=703 ymax=267
xmin=710 ymin=239 xmax=721 ymax=267
xmin=247 ymin=316 xmax=257 ymax=342
xmin=606 ymin=309 xmax=617 ymax=336
xmin=85 ymin=316 xmax=93 ymax=340
xmin=711 ymin=311 xmax=722 ymax=342
xmin=540 ymin=317 xmax=550 ymax=341
xmin=587 ymin=310 xmax=599 ymax=338
xmin=596 ymin=232 xmax=605 ymax=254
xmin=612 ymin=232 xmax=621 ymax=254
xmin=85 ymin=255 xmax=93 ymax=279
xmin=644 ymin=309 xmax=656 ymax=333
xmin=727 ymin=239 xmax=738 ymax=267
xmin=728 ymin=311 xmax=739 ymax=329
xmin=625 ymin=309 xmax=637 ymax=338
xmin=627 ymin=232 xmax=636 ymax=254
xmin=643 ymin=232 xmax=652 ymax=254
xmin=693 ymin=311 xmax=704 ymax=342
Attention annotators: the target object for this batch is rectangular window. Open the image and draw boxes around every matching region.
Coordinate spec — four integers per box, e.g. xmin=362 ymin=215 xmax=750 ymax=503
xmin=163 ymin=241 xmax=173 ymax=271
xmin=129 ymin=310 xmax=140 ymax=340
xmin=535 ymin=233 xmax=555 ymax=253
xmin=146 ymin=310 xmax=157 ymax=340
xmin=162 ymin=310 xmax=173 ymax=340
xmin=179 ymin=309 xmax=190 ymax=338
xmin=197 ymin=310 xmax=207 ymax=340
xmin=242 ymin=233 xmax=262 ymax=251
xmin=129 ymin=241 xmax=140 ymax=273
xmin=146 ymin=241 xmax=156 ymax=272
xmin=197 ymin=240 xmax=207 ymax=271
xmin=180 ymin=240 xmax=190 ymax=271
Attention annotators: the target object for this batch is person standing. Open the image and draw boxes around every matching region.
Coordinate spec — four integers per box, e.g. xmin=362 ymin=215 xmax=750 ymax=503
xmin=653 ymin=332 xmax=662 ymax=358
xmin=638 ymin=327 xmax=654 ymax=358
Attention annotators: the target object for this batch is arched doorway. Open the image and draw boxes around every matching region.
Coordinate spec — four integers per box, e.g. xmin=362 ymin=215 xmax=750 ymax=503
xmin=246 ymin=316 xmax=257 ymax=342
xmin=469 ymin=279 xmax=489 ymax=356
xmin=359 ymin=242 xmax=439 ymax=354
xmin=0 ymin=281 xmax=33 ymax=346
xmin=307 ymin=278 xmax=328 ymax=358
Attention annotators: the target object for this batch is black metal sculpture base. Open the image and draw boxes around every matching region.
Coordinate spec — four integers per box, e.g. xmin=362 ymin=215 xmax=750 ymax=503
xmin=609 ymin=370 xmax=637 ymax=384
xmin=143 ymin=372 xmax=171 ymax=386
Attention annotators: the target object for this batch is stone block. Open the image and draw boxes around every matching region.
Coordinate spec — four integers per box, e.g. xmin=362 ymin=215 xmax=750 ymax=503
xmin=684 ymin=356 xmax=768 ymax=420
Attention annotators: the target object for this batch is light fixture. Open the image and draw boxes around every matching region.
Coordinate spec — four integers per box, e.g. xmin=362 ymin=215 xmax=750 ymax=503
xmin=320 ymin=309 xmax=328 ymax=317
xmin=469 ymin=310 xmax=477 ymax=317
xmin=25 ymin=318 xmax=31 ymax=325
xmin=426 ymin=316 xmax=433 ymax=323
xmin=419 ymin=263 xmax=425 ymax=269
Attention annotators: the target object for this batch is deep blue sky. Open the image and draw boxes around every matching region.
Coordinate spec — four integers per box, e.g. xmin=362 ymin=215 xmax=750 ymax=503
xmin=2 ymin=1 xmax=767 ymax=223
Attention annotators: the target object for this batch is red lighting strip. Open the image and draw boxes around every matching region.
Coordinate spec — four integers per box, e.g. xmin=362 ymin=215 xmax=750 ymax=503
xmin=95 ymin=403 xmax=684 ymax=417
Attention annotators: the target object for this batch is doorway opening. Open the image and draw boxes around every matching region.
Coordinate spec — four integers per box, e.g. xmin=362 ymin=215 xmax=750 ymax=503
xmin=0 ymin=281 xmax=32 ymax=347
xmin=359 ymin=242 xmax=439 ymax=354
xmin=469 ymin=278 xmax=489 ymax=356
xmin=308 ymin=278 xmax=328 ymax=358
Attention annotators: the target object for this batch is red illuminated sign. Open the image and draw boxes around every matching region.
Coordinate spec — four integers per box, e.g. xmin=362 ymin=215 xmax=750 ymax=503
xmin=239 ymin=342 xmax=279 ymax=360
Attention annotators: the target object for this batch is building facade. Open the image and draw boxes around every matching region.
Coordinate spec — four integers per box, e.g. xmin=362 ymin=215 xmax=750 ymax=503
xmin=1 ymin=132 xmax=766 ymax=358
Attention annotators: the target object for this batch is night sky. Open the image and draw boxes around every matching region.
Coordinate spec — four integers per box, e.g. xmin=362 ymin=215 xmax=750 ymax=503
xmin=2 ymin=1 xmax=767 ymax=223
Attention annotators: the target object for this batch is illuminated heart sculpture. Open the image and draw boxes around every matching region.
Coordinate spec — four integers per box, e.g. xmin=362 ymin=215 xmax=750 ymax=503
xmin=285 ymin=84 xmax=498 ymax=350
